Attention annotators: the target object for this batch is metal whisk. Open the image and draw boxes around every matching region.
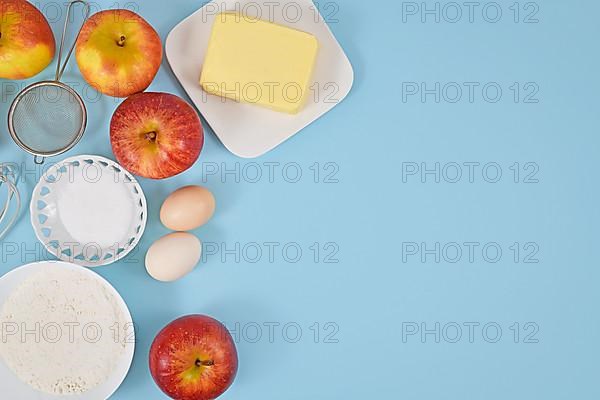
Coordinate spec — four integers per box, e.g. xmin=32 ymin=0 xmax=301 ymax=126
xmin=0 ymin=164 xmax=20 ymax=241
xmin=7 ymin=0 xmax=90 ymax=164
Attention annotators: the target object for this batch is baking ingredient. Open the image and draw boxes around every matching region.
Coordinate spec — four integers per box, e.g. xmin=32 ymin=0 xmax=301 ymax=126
xmin=56 ymin=164 xmax=136 ymax=248
xmin=0 ymin=0 xmax=55 ymax=79
xmin=200 ymin=12 xmax=319 ymax=114
xmin=160 ymin=186 xmax=216 ymax=231
xmin=75 ymin=9 xmax=162 ymax=97
xmin=0 ymin=267 xmax=129 ymax=395
xmin=145 ymin=232 xmax=202 ymax=282
xmin=149 ymin=315 xmax=238 ymax=400
xmin=110 ymin=92 xmax=204 ymax=179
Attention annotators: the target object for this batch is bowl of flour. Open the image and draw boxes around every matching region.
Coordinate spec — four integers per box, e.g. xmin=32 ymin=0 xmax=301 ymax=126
xmin=0 ymin=261 xmax=135 ymax=398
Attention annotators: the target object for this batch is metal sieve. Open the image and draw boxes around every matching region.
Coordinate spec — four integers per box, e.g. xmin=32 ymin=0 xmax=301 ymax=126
xmin=7 ymin=0 xmax=90 ymax=165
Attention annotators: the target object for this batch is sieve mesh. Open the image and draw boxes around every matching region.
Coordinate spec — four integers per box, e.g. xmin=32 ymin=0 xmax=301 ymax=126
xmin=9 ymin=83 xmax=86 ymax=155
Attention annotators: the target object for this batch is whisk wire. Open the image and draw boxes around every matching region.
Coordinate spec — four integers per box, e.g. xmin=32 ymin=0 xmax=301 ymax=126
xmin=0 ymin=164 xmax=20 ymax=241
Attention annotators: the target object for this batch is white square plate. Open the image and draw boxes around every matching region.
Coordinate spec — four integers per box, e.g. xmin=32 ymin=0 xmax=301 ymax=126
xmin=165 ymin=0 xmax=354 ymax=158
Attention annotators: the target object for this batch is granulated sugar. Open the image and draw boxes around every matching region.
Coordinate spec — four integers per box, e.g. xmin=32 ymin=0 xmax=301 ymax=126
xmin=0 ymin=268 xmax=129 ymax=395
xmin=56 ymin=170 xmax=135 ymax=248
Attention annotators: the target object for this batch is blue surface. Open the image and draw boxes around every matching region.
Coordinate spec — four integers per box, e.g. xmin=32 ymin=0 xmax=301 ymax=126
xmin=1 ymin=0 xmax=599 ymax=399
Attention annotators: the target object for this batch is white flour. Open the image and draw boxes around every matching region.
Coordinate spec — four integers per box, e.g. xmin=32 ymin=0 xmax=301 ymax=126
xmin=0 ymin=268 xmax=129 ymax=395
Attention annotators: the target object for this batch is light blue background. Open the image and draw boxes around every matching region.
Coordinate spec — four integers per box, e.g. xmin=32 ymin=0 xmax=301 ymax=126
xmin=1 ymin=0 xmax=599 ymax=399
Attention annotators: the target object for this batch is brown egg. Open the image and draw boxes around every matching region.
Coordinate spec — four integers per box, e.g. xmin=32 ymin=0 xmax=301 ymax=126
xmin=160 ymin=186 xmax=216 ymax=231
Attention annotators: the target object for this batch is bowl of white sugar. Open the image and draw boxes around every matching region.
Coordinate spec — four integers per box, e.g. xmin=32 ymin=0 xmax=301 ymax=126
xmin=30 ymin=155 xmax=147 ymax=267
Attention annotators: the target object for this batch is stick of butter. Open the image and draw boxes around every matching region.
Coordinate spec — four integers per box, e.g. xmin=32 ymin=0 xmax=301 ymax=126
xmin=200 ymin=12 xmax=319 ymax=114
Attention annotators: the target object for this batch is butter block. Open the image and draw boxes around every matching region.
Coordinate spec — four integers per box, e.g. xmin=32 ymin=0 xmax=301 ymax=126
xmin=200 ymin=12 xmax=319 ymax=114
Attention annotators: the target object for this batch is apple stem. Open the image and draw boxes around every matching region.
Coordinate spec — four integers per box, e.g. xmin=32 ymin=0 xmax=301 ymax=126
xmin=117 ymin=35 xmax=126 ymax=47
xmin=145 ymin=131 xmax=157 ymax=142
xmin=195 ymin=359 xmax=214 ymax=367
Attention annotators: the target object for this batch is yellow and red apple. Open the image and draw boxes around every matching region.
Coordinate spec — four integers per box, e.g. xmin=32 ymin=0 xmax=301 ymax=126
xmin=0 ymin=0 xmax=55 ymax=80
xmin=150 ymin=315 xmax=238 ymax=400
xmin=75 ymin=9 xmax=162 ymax=97
xmin=110 ymin=92 xmax=204 ymax=179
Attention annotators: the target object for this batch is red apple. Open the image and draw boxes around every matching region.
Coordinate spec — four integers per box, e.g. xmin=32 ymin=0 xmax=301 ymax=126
xmin=150 ymin=315 xmax=238 ymax=400
xmin=0 ymin=0 xmax=55 ymax=79
xmin=75 ymin=9 xmax=162 ymax=97
xmin=110 ymin=92 xmax=204 ymax=179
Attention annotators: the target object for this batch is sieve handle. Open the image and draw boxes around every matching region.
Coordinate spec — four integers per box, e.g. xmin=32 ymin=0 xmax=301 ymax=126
xmin=55 ymin=0 xmax=91 ymax=82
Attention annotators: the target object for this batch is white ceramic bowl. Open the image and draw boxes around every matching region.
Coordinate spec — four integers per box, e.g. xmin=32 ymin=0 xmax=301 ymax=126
xmin=30 ymin=155 xmax=147 ymax=267
xmin=0 ymin=261 xmax=135 ymax=399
